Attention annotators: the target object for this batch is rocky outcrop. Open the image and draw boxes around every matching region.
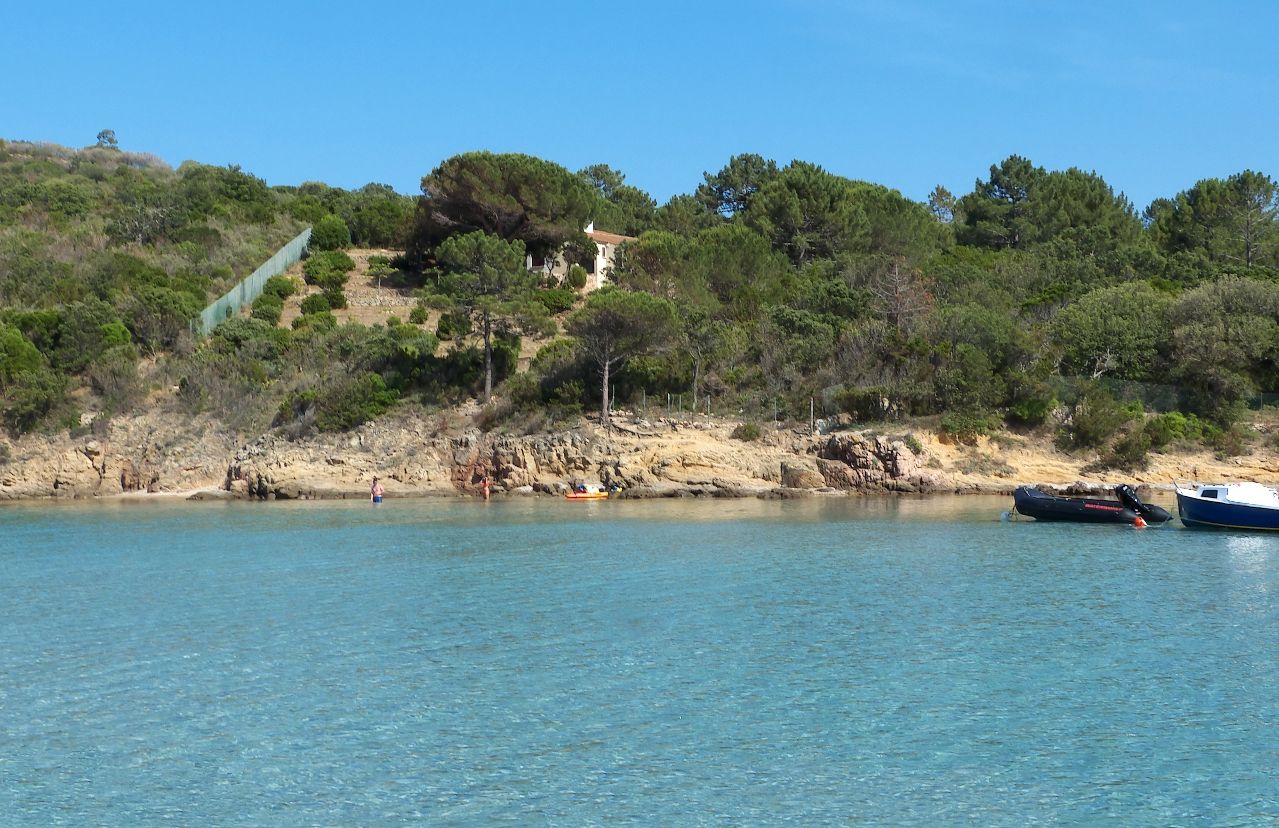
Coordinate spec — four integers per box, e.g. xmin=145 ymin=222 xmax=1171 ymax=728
xmin=813 ymin=433 xmax=943 ymax=493
xmin=224 ymin=427 xmax=458 ymax=500
xmin=2 ymin=439 xmax=117 ymax=499
xmin=781 ymin=460 xmax=825 ymax=489
xmin=119 ymin=458 xmax=160 ymax=493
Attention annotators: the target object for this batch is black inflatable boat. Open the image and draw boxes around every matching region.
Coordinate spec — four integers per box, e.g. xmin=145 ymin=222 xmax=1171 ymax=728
xmin=1012 ymin=484 xmax=1173 ymax=525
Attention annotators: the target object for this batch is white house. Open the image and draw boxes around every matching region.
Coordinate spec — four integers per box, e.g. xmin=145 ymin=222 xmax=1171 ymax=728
xmin=525 ymin=223 xmax=636 ymax=291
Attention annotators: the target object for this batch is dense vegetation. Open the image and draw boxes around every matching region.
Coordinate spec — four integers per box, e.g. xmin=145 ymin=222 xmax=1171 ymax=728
xmin=0 ymin=137 xmax=415 ymax=434
xmin=4 ymin=135 xmax=1279 ymax=470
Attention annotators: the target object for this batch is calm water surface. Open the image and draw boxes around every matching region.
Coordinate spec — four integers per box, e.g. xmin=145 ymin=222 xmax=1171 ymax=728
xmin=1 ymin=495 xmax=1277 ymax=825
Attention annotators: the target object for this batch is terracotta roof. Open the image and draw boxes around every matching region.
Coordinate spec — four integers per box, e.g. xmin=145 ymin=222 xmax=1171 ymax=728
xmin=586 ymin=228 xmax=634 ymax=245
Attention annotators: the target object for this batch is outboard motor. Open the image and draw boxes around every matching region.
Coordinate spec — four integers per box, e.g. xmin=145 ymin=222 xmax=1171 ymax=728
xmin=1115 ymin=484 xmax=1173 ymax=524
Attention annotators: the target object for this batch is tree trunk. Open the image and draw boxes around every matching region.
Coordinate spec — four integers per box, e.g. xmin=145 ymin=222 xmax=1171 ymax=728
xmin=601 ymin=355 xmax=611 ymax=427
xmin=483 ymin=312 xmax=492 ymax=402
xmin=691 ymin=355 xmax=701 ymax=409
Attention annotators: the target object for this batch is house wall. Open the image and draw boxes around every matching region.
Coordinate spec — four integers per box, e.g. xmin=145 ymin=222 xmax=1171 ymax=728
xmin=526 ymin=237 xmax=625 ymax=292
xmin=590 ymin=241 xmax=615 ymax=290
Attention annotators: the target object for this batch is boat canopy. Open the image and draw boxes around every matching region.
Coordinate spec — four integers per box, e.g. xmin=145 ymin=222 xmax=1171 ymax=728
xmin=1190 ymin=482 xmax=1279 ymax=506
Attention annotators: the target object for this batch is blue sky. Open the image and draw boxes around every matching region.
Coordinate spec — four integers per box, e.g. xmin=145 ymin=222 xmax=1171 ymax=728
xmin=4 ymin=1 xmax=1277 ymax=213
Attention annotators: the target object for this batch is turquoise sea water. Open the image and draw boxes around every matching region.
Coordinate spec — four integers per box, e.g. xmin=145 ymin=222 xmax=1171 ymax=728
xmin=2 ymin=495 xmax=1278 ymax=826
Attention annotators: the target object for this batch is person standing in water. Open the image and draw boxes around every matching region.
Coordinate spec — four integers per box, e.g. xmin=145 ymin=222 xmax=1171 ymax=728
xmin=370 ymin=476 xmax=385 ymax=504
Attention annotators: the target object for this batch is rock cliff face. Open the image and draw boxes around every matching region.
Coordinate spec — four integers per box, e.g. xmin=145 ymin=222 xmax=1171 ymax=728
xmin=0 ymin=408 xmax=946 ymax=501
xmin=814 ymin=433 xmax=944 ymax=493
xmin=0 ymin=412 xmax=237 ymax=500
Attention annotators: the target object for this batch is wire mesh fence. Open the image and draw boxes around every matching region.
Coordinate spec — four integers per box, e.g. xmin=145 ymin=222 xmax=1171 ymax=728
xmin=193 ymin=227 xmax=311 ymax=336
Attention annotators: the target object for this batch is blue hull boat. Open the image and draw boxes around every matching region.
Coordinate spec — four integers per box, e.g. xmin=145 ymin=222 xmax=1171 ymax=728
xmin=1175 ymin=483 xmax=1279 ymax=531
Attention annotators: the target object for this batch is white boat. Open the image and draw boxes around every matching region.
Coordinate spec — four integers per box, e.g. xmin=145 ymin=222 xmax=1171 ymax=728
xmin=1175 ymin=482 xmax=1279 ymax=531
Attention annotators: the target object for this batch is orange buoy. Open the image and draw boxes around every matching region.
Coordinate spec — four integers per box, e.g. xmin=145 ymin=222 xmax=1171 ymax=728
xmin=1134 ymin=516 xmax=1147 ymax=528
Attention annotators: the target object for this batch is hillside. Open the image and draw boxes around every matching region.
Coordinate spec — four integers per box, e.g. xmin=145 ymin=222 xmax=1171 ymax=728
xmin=6 ymin=139 xmax=1279 ymax=501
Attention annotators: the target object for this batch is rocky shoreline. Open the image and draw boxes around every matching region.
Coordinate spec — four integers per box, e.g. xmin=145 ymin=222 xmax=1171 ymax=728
xmin=0 ymin=408 xmax=942 ymax=502
xmin=4 ymin=405 xmax=1279 ymax=503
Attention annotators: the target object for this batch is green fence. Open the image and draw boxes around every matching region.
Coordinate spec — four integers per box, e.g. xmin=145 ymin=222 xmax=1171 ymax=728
xmin=193 ymin=227 xmax=311 ymax=336
xmin=825 ymin=376 xmax=1279 ymax=418
xmin=1049 ymin=376 xmax=1188 ymax=413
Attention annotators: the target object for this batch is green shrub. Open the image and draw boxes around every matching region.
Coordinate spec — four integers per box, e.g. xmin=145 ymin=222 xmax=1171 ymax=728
xmin=100 ymin=320 xmax=132 ymax=349
xmin=934 ymin=344 xmax=1004 ymax=413
xmin=530 ymin=338 xmax=580 ymax=373
xmin=327 ymin=249 xmax=357 ymax=272
xmin=309 ymin=213 xmax=351 ymax=251
xmin=1209 ymin=424 xmax=1251 ymax=458
xmin=288 ymin=196 xmax=327 ymax=224
xmin=1206 ymin=399 xmax=1249 ymax=429
xmin=38 ymin=178 xmax=95 ymax=218
xmin=409 ymin=303 xmax=429 ymax=325
xmin=0 ymin=323 xmax=44 ymax=383
xmin=312 ymin=269 xmax=348 ymax=293
xmin=299 ymin=293 xmax=331 ymax=315
xmin=537 ymin=287 xmax=578 ymax=314
xmin=209 ymin=318 xmax=289 ymax=362
xmin=250 ymin=294 xmax=283 ymax=326
xmin=1005 ymin=374 xmax=1056 ymax=427
xmin=86 ymin=343 xmax=140 ymax=409
xmin=47 ymin=300 xmax=129 ymax=374
xmin=302 ymin=250 xmax=355 ymax=290
xmin=436 ymin=310 xmax=472 ymax=340
xmin=1056 ymin=386 xmax=1133 ymax=451
xmin=1 ymin=367 xmax=66 ymax=434
xmin=3 ymin=311 xmax=59 ymax=359
xmin=322 ymin=289 xmax=347 ymax=310
xmin=565 ymin=264 xmax=588 ymax=290
xmin=292 ymin=310 xmax=336 ymax=332
xmin=731 ymin=421 xmax=762 ymax=441
xmin=1174 ymin=412 xmax=1205 ymax=441
xmin=117 ymin=283 xmax=204 ymax=352
xmin=939 ymin=411 xmax=996 ymax=445
xmin=491 ymin=334 xmax=521 ymax=384
xmin=174 ymin=223 xmax=223 ymax=252
xmin=261 ymin=275 xmax=297 ymax=300
xmin=1143 ymin=414 xmax=1176 ymax=449
xmin=1098 ymin=430 xmax=1151 ymax=471
xmin=313 ymin=373 xmax=398 ymax=431
xmin=548 ymin=379 xmax=585 ymax=411
xmin=1143 ymin=411 xmax=1203 ymax=449
xmin=276 ymin=389 xmax=317 ymax=422
xmin=502 ymin=371 xmax=542 ymax=410
xmin=1007 ymin=394 xmax=1059 ymax=427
